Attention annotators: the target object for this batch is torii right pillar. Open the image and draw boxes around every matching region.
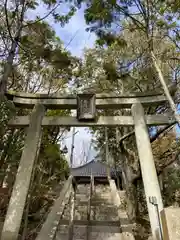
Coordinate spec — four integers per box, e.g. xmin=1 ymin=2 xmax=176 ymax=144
xmin=132 ymin=102 xmax=163 ymax=240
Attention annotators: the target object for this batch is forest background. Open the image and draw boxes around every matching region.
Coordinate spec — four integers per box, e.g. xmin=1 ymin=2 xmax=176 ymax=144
xmin=0 ymin=0 xmax=180 ymax=239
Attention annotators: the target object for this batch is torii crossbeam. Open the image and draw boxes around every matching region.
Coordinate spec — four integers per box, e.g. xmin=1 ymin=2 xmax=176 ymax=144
xmin=1 ymin=91 xmax=178 ymax=240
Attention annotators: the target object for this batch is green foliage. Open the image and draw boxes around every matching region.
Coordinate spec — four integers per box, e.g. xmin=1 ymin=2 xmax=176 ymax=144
xmin=163 ymin=166 xmax=180 ymax=206
xmin=85 ymin=0 xmax=114 ymax=26
xmin=0 ymin=0 xmax=79 ymax=93
xmin=75 ymin=2 xmax=180 ymax=232
xmin=41 ymin=143 xmax=69 ymax=177
xmin=46 ymin=109 xmax=71 ymax=117
xmin=20 ymin=21 xmax=72 ymax=69
xmin=26 ymin=1 xmax=39 ymax=10
xmin=0 ymin=0 xmax=179 ymax=238
xmin=53 ymin=6 xmax=77 ymax=26
xmin=0 ymin=0 xmax=75 ymax=234
xmin=82 ymin=0 xmax=180 ymax=56
xmin=0 ymin=99 xmax=15 ymax=135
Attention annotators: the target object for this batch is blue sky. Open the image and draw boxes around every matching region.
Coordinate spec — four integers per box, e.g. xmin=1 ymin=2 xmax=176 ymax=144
xmin=29 ymin=3 xmax=97 ymax=166
xmin=51 ymin=4 xmax=96 ymax=57
xmin=51 ymin=6 xmax=97 ymax=166
xmin=28 ymin=3 xmax=97 ymax=166
xmin=27 ymin=3 xmax=180 ymax=166
xmin=28 ymin=3 xmax=96 ymax=57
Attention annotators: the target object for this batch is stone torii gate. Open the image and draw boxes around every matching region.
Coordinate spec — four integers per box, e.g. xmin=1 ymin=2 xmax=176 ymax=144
xmin=0 ymin=91 xmax=178 ymax=240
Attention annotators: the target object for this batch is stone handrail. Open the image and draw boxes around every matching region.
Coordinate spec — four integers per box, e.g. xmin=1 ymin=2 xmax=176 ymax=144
xmin=36 ymin=175 xmax=73 ymax=240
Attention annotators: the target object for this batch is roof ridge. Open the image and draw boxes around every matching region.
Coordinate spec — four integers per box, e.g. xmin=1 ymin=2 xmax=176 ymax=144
xmin=70 ymin=159 xmax=95 ymax=169
xmin=70 ymin=159 xmax=115 ymax=170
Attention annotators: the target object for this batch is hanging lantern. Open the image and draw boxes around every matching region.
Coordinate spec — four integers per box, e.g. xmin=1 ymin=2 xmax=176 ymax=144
xmin=77 ymin=93 xmax=96 ymax=121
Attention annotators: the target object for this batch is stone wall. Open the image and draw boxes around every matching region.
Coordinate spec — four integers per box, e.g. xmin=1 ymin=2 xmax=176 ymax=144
xmin=161 ymin=207 xmax=180 ymax=240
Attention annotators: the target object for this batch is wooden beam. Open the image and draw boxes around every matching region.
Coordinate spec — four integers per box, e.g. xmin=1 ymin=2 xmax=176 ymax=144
xmin=1 ymin=104 xmax=45 ymax=240
xmin=10 ymin=95 xmax=167 ymax=109
xmin=36 ymin=176 xmax=73 ymax=240
xmin=8 ymin=115 xmax=176 ymax=127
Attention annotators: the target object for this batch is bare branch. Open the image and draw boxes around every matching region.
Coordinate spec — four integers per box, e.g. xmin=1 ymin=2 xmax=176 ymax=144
xmin=133 ymin=148 xmax=180 ymax=183
xmin=4 ymin=0 xmax=13 ymax=40
xmin=23 ymin=3 xmax=61 ymax=28
xmin=118 ymin=121 xmax=176 ymax=145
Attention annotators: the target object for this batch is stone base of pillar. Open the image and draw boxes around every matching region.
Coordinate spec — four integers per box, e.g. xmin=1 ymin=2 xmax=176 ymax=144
xmin=161 ymin=207 xmax=180 ymax=240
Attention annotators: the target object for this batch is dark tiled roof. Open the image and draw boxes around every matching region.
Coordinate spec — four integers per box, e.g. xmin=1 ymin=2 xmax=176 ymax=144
xmin=70 ymin=160 xmax=121 ymax=177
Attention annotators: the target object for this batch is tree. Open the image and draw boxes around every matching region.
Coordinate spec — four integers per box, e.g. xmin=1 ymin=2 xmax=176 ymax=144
xmin=0 ymin=0 xmax=78 ymax=94
xmin=0 ymin=2 xmax=78 ymax=237
xmin=9 ymin=21 xmax=76 ymax=93
xmin=72 ymin=1 xmax=180 ymax=227
xmin=82 ymin=0 xmax=180 ymax=119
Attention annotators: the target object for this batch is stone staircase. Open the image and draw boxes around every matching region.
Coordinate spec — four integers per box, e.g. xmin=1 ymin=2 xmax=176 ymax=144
xmin=55 ymin=183 xmax=134 ymax=240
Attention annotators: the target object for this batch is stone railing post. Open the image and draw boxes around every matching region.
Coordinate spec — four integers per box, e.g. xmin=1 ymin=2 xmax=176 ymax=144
xmin=36 ymin=176 xmax=73 ymax=240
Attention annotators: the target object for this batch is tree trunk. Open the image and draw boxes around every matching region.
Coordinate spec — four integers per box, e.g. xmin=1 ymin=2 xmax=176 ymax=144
xmin=0 ymin=40 xmax=19 ymax=94
xmin=119 ymin=144 xmax=138 ymax=222
xmin=126 ymin=181 xmax=137 ymax=222
xmin=0 ymin=129 xmax=15 ymax=169
xmin=121 ymin=165 xmax=137 ymax=222
xmin=151 ymin=51 xmax=180 ymax=125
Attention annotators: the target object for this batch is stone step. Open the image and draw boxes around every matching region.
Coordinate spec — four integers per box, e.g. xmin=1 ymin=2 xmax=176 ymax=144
xmin=76 ymin=199 xmax=117 ymax=207
xmin=74 ymin=226 xmax=121 ymax=240
xmin=58 ymin=219 xmax=133 ymax=228
xmin=56 ymin=228 xmax=134 ymax=240
xmin=63 ymin=202 xmax=125 ymax=221
xmin=76 ymin=189 xmax=90 ymax=193
xmin=76 ymin=200 xmax=111 ymax=205
xmin=91 ymin=197 xmax=112 ymax=202
xmin=91 ymin=197 xmax=112 ymax=204
xmin=91 ymin=206 xmax=119 ymax=219
xmin=76 ymin=194 xmax=89 ymax=199
xmin=93 ymin=193 xmax=111 ymax=197
xmin=76 ymin=193 xmax=111 ymax=198
xmin=55 ymin=184 xmax=133 ymax=240
xmin=56 ymin=221 xmax=133 ymax=240
xmin=56 ymin=226 xmax=122 ymax=240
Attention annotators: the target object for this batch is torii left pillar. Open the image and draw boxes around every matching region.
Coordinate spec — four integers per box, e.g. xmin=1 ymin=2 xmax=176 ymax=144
xmin=132 ymin=102 xmax=163 ymax=240
xmin=1 ymin=104 xmax=45 ymax=240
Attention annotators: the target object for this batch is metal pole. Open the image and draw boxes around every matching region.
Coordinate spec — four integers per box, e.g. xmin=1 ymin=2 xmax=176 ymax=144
xmin=149 ymin=196 xmax=163 ymax=240
xmin=115 ymin=127 xmax=120 ymax=189
xmin=70 ymin=127 xmax=75 ymax=167
xmin=105 ymin=127 xmax=110 ymax=178
xmin=86 ymin=141 xmax=92 ymax=163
